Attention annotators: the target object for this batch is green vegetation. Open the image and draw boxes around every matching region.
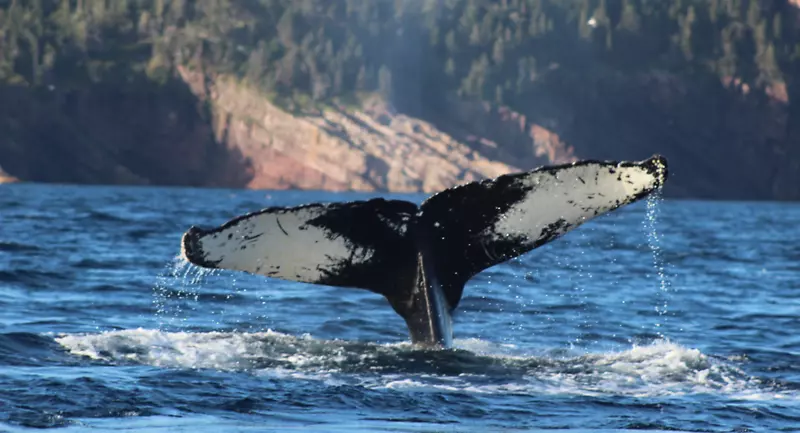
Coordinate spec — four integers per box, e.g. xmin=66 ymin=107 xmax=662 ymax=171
xmin=1 ymin=0 xmax=798 ymax=113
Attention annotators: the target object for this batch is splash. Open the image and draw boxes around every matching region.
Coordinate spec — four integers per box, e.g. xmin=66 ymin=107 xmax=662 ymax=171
xmin=569 ymin=230 xmax=595 ymax=348
xmin=151 ymin=256 xmax=217 ymax=330
xmin=643 ymin=190 xmax=672 ymax=338
xmin=150 ymin=255 xmax=272 ymax=333
xmin=54 ymin=329 xmax=790 ymax=400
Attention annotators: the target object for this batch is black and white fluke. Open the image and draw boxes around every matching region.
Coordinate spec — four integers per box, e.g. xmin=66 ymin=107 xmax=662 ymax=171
xmin=181 ymin=155 xmax=669 ymax=348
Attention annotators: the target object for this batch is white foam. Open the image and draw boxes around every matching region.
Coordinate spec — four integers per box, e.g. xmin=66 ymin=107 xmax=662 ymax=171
xmin=55 ymin=328 xmax=311 ymax=370
xmin=55 ymin=329 xmax=795 ymax=401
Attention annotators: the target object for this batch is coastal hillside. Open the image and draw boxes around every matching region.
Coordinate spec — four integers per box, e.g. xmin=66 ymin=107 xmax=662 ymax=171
xmin=1 ymin=0 xmax=799 ymax=200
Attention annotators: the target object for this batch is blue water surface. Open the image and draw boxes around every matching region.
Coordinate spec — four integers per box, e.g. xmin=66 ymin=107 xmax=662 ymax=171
xmin=0 ymin=184 xmax=798 ymax=432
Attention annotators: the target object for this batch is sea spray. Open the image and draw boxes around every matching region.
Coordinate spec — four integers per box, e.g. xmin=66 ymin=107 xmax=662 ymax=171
xmin=643 ymin=190 xmax=672 ymax=339
xmin=151 ymin=256 xmax=185 ymax=329
xmin=152 ymin=256 xmax=214 ymax=330
xmin=563 ymin=230 xmax=595 ymax=350
xmin=151 ymin=255 xmax=273 ymax=333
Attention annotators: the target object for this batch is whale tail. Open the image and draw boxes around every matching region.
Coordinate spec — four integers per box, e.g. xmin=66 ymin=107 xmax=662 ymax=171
xmin=181 ymin=155 xmax=668 ymax=346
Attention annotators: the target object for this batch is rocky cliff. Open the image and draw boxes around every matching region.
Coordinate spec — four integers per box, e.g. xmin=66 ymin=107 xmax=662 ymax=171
xmin=1 ymin=65 xmax=798 ymax=200
xmin=0 ymin=165 xmax=18 ymax=184
xmin=0 ymin=77 xmax=251 ymax=189
xmin=151 ymin=65 xmax=800 ymax=201
xmin=178 ymin=67 xmax=515 ymax=193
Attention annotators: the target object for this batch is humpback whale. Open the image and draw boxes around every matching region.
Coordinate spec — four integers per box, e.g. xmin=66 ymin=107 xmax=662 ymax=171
xmin=181 ymin=155 xmax=668 ymax=348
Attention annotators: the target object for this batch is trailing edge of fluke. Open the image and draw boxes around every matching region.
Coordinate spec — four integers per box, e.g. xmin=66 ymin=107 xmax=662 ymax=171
xmin=181 ymin=155 xmax=669 ymax=348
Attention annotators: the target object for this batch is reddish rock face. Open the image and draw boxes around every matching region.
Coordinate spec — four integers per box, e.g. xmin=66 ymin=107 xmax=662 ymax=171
xmin=0 ymin=164 xmax=18 ymax=184
xmin=180 ymin=68 xmax=516 ymax=194
xmin=244 ymin=147 xmax=351 ymax=191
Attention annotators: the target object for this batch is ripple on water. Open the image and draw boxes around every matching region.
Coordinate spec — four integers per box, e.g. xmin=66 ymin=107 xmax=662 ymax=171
xmin=0 ymin=241 xmax=41 ymax=253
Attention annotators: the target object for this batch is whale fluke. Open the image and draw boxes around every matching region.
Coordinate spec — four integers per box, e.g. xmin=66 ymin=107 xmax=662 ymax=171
xmin=181 ymin=155 xmax=668 ymax=348
xmin=182 ymin=199 xmax=418 ymax=299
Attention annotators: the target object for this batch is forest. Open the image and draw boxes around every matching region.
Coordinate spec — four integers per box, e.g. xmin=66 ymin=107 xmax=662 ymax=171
xmin=1 ymin=0 xmax=797 ymax=114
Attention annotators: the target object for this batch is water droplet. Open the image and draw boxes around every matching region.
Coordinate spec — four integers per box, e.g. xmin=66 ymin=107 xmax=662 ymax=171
xmin=643 ymin=190 xmax=672 ymax=339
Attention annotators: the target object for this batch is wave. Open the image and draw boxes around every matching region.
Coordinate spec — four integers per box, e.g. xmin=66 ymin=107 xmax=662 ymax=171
xmin=54 ymin=329 xmax=795 ymax=401
xmin=0 ymin=269 xmax=69 ymax=287
xmin=0 ymin=241 xmax=40 ymax=253
xmin=0 ymin=332 xmax=65 ymax=366
xmin=81 ymin=210 xmax=130 ymax=223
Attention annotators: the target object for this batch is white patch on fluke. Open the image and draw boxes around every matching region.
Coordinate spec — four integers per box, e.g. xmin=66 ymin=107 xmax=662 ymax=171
xmin=187 ymin=206 xmax=372 ymax=284
xmin=489 ymin=162 xmax=661 ymax=243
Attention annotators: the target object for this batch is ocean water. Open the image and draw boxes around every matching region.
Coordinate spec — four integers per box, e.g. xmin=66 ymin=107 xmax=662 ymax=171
xmin=0 ymin=184 xmax=798 ymax=432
